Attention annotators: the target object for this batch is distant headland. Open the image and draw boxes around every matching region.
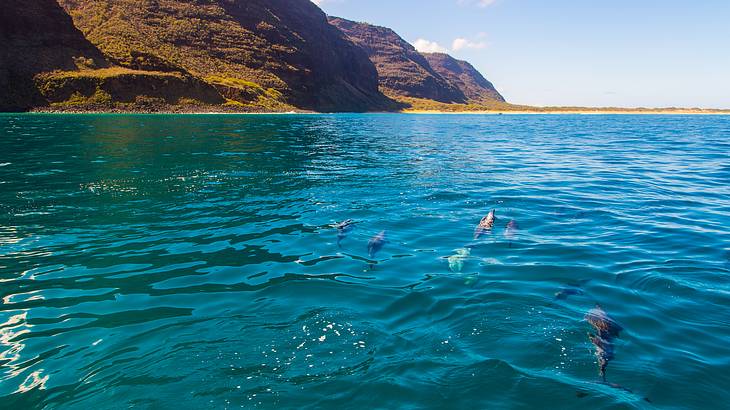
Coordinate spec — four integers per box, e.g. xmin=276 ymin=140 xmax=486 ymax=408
xmin=1 ymin=0 xmax=727 ymax=114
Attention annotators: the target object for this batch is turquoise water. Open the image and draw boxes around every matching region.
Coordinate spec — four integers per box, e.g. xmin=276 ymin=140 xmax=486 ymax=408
xmin=1 ymin=113 xmax=729 ymax=409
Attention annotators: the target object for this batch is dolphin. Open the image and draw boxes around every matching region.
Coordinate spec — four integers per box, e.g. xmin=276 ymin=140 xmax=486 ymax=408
xmin=554 ymin=287 xmax=584 ymax=300
xmin=577 ymin=382 xmax=652 ymax=403
xmin=474 ymin=209 xmax=496 ymax=239
xmin=504 ymin=219 xmax=519 ymax=240
xmin=367 ymin=230 xmax=387 ymax=259
xmin=586 ymin=305 xmax=623 ymax=339
xmin=504 ymin=219 xmax=519 ymax=247
xmin=335 ymin=219 xmax=356 ymax=247
xmin=585 ymin=305 xmax=622 ymax=381
xmin=447 ymin=248 xmax=471 ymax=273
xmin=580 ymin=307 xmax=649 ymax=403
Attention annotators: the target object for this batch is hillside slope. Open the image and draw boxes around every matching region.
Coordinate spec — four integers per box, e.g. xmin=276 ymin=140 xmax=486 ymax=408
xmin=423 ymin=53 xmax=505 ymax=103
xmin=328 ymin=17 xmax=466 ymax=103
xmin=0 ymin=0 xmax=108 ymax=110
xmin=0 ymin=0 xmax=232 ymax=111
xmin=57 ymin=0 xmax=394 ymax=112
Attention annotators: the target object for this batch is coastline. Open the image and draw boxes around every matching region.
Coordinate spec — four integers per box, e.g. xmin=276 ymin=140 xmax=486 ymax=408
xmin=9 ymin=98 xmax=728 ymax=117
xmin=16 ymin=108 xmax=730 ymax=115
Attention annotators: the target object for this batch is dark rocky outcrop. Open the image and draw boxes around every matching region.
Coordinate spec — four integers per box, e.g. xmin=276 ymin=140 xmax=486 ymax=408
xmin=0 ymin=0 xmax=227 ymax=111
xmin=0 ymin=0 xmax=108 ymax=110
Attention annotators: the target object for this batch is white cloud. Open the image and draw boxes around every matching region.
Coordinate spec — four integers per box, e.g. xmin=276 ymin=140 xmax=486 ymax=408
xmin=457 ymin=0 xmax=498 ymax=8
xmin=413 ymin=38 xmax=449 ymax=54
xmin=312 ymin=0 xmax=344 ymax=7
xmin=452 ymin=37 xmax=488 ymax=51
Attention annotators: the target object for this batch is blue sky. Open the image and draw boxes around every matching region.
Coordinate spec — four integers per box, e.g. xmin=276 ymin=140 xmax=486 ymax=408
xmin=314 ymin=0 xmax=730 ymax=108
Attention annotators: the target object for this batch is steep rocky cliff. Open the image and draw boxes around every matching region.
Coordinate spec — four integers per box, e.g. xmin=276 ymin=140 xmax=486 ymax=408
xmin=0 ymin=0 xmax=108 ymax=110
xmin=57 ymin=0 xmax=394 ymax=112
xmin=329 ymin=16 xmax=505 ymax=106
xmin=328 ymin=17 xmax=466 ymax=104
xmin=423 ymin=53 xmax=505 ymax=103
xmin=0 ymin=0 xmax=228 ymax=111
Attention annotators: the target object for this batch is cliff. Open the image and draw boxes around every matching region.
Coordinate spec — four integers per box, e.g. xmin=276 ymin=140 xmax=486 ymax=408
xmin=329 ymin=17 xmax=505 ymax=106
xmin=0 ymin=0 xmax=108 ymax=110
xmin=328 ymin=17 xmax=466 ymax=103
xmin=1 ymin=0 xmax=505 ymax=113
xmin=422 ymin=53 xmax=505 ymax=103
xmin=57 ymin=0 xmax=395 ymax=112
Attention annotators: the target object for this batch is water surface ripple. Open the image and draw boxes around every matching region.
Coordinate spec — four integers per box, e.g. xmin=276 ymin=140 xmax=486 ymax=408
xmin=1 ymin=114 xmax=729 ymax=409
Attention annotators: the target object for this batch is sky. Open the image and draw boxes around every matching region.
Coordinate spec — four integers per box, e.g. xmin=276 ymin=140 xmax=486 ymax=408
xmin=313 ymin=0 xmax=730 ymax=108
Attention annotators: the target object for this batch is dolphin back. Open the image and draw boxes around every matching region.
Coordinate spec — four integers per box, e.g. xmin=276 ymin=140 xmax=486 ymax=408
xmin=586 ymin=305 xmax=622 ymax=381
xmin=474 ymin=210 xmax=496 ymax=239
xmin=367 ymin=231 xmax=387 ymax=258
xmin=586 ymin=307 xmax=622 ymax=338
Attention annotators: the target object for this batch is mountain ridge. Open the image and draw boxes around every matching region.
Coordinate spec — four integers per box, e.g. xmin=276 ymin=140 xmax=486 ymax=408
xmin=328 ymin=16 xmax=505 ymax=107
xmin=422 ymin=52 xmax=505 ymax=104
xmin=1 ymin=0 xmax=508 ymax=113
xmin=327 ymin=16 xmax=467 ymax=104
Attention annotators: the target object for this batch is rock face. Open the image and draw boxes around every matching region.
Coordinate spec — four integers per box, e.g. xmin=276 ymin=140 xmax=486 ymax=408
xmin=0 ymin=0 xmax=108 ymax=110
xmin=1 ymin=0 xmax=229 ymax=111
xmin=328 ymin=17 xmax=466 ymax=103
xmin=329 ymin=16 xmax=505 ymax=105
xmin=423 ymin=53 xmax=505 ymax=103
xmin=57 ymin=0 xmax=394 ymax=112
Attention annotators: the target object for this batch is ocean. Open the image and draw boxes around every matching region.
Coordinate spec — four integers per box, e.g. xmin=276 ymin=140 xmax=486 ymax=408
xmin=1 ymin=113 xmax=729 ymax=409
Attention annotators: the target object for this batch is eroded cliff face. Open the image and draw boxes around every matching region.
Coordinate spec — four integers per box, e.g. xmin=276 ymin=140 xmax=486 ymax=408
xmin=0 ymin=0 xmax=108 ymax=109
xmin=423 ymin=53 xmax=505 ymax=103
xmin=57 ymin=0 xmax=394 ymax=112
xmin=1 ymin=0 xmax=228 ymax=111
xmin=329 ymin=17 xmax=467 ymax=104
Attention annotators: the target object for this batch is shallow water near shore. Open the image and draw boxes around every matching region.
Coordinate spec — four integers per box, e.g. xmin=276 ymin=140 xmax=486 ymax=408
xmin=1 ymin=113 xmax=729 ymax=409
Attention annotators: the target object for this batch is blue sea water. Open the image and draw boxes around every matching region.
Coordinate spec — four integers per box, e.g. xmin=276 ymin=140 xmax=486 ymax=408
xmin=0 ymin=113 xmax=729 ymax=409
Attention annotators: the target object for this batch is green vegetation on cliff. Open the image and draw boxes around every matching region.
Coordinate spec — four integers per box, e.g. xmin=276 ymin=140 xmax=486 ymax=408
xmin=36 ymin=68 xmax=223 ymax=110
xmin=205 ymin=76 xmax=295 ymax=112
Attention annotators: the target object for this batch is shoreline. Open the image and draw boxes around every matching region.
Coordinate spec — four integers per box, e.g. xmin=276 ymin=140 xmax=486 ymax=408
xmin=15 ymin=110 xmax=730 ymax=115
xmin=5 ymin=106 xmax=729 ymax=116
